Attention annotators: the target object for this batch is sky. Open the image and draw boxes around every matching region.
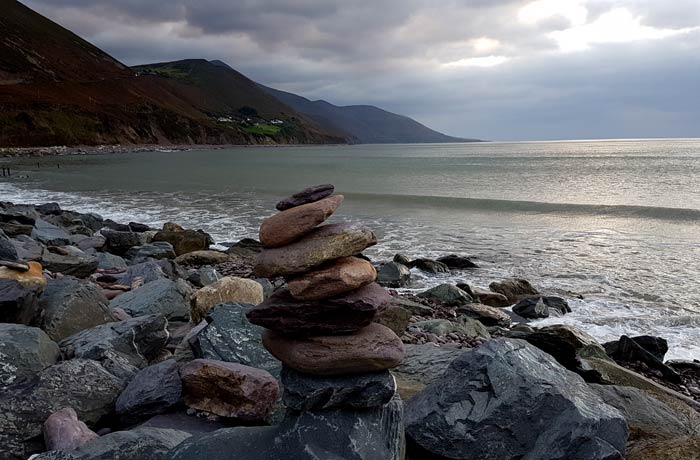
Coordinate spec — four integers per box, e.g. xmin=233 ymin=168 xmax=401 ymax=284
xmin=24 ymin=0 xmax=700 ymax=141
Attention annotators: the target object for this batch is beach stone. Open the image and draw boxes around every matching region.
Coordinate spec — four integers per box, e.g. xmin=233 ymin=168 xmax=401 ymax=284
xmin=436 ymin=254 xmax=478 ymax=269
xmin=0 ymin=323 xmax=59 ymax=387
xmin=175 ymin=250 xmax=229 ymax=266
xmin=624 ymin=335 xmax=669 ymax=361
xmin=408 ymin=258 xmax=449 ymax=274
xmin=263 ymin=323 xmax=404 ymax=376
xmin=153 ymin=230 xmax=212 ymax=256
xmin=191 ymin=276 xmax=263 ymax=324
xmin=489 ymin=278 xmax=539 ymax=302
xmin=95 ymin=251 xmax=128 ymax=270
xmin=39 ymin=276 xmax=114 ymax=341
xmin=0 ymin=278 xmax=40 ymax=324
xmin=224 ymin=238 xmax=263 ymax=264
xmin=1 ymin=221 xmax=33 ymax=237
xmin=392 ymin=344 xmax=464 ymax=400
xmin=260 ymin=195 xmax=344 ymax=247
xmin=604 ymin=335 xmax=680 ymax=382
xmin=12 ymin=234 xmax=44 ymax=260
xmin=393 ymin=253 xmax=411 ymax=265
xmin=188 ymin=266 xmax=222 ymax=287
xmin=247 ymin=283 xmax=390 ymax=335
xmin=254 ymin=223 xmax=377 ymax=278
xmin=389 ymin=296 xmax=434 ymax=316
xmin=138 ymin=413 xmax=230 ymax=436
xmin=114 ymin=260 xmax=173 ymax=286
xmin=188 ymin=303 xmax=280 ymax=378
xmin=166 ymin=396 xmax=404 ymax=460
xmin=281 ymin=366 xmax=396 ymax=410
xmin=76 ymin=234 xmax=106 ymax=251
xmin=163 ymin=222 xmax=185 ymax=232
xmin=0 ymin=359 xmax=124 ymax=460
xmin=470 ymin=286 xmax=511 ymax=307
xmin=627 ymin=436 xmax=700 ymax=460
xmin=456 ymin=302 xmax=512 ymax=327
xmin=405 ymin=339 xmax=628 ymax=460
xmin=1 ymin=229 xmax=19 ymax=260
xmin=100 ymin=229 xmax=148 ymax=256
xmin=60 ymin=314 xmax=169 ymax=372
xmin=418 ymin=283 xmax=472 ymax=306
xmin=116 ymin=359 xmax=182 ymax=423
xmin=125 ymin=241 xmax=176 ymax=264
xmin=373 ymin=303 xmax=412 ymax=335
xmin=31 ymin=218 xmax=71 ymax=246
xmin=513 ymin=295 xmax=571 ymax=318
xmin=275 ymin=184 xmax=335 ymax=211
xmin=376 ymin=261 xmax=411 ymax=288
xmin=180 ymin=359 xmax=279 ymax=421
xmin=409 ymin=317 xmax=490 ymax=339
xmin=40 ymin=247 xmax=98 ymax=278
xmin=110 ymin=278 xmax=191 ymax=321
xmin=0 ymin=260 xmax=47 ymax=290
xmin=287 ymin=256 xmax=375 ymax=300
xmin=43 ymin=408 xmax=99 ymax=452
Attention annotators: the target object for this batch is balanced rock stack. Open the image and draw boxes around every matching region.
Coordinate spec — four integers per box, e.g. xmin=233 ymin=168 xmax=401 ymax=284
xmin=244 ymin=184 xmax=405 ymax=459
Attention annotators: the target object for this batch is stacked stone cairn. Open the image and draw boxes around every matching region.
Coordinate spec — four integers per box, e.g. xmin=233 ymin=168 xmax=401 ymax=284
xmin=245 ymin=184 xmax=406 ymax=459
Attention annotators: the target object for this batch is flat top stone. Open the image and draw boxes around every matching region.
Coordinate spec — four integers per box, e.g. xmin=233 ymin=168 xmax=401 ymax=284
xmin=275 ymin=184 xmax=335 ymax=211
xmin=287 ymin=256 xmax=376 ymax=301
xmin=260 ymin=195 xmax=344 ymax=248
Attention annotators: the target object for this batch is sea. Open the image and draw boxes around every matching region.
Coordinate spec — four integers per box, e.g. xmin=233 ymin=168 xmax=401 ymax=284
xmin=1 ymin=139 xmax=699 ymax=360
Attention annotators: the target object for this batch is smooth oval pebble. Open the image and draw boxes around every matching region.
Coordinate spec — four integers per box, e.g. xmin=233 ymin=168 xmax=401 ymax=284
xmin=287 ymin=256 xmax=376 ymax=300
xmin=259 ymin=195 xmax=344 ymax=248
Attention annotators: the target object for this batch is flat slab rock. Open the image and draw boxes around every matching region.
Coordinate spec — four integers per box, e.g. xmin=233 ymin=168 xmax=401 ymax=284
xmin=275 ymin=184 xmax=335 ymax=211
xmin=166 ymin=396 xmax=404 ymax=460
xmin=260 ymin=195 xmax=343 ymax=248
xmin=115 ymin=359 xmax=183 ymax=424
xmin=287 ymin=256 xmax=376 ymax=300
xmin=254 ymin=223 xmax=377 ymax=278
xmin=247 ymin=283 xmax=390 ymax=335
xmin=263 ymin=323 xmax=405 ymax=376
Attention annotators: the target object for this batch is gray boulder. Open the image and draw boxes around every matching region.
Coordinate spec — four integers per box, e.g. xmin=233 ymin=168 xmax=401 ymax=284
xmin=489 ymin=278 xmax=539 ymax=303
xmin=116 ymin=359 xmax=183 ymax=424
xmin=12 ymin=234 xmax=44 ymax=261
xmin=1 ymin=229 xmax=18 ymax=260
xmin=167 ymin=396 xmax=404 ymax=460
xmin=101 ymin=229 xmax=148 ymax=256
xmin=281 ymin=366 xmax=396 ymax=410
xmin=110 ymin=278 xmax=190 ymax=321
xmin=408 ymin=258 xmax=449 ymax=274
xmin=0 ymin=323 xmax=59 ymax=387
xmin=125 ymin=242 xmax=176 ymax=265
xmin=0 ymin=278 xmax=40 ymax=324
xmin=114 ymin=260 xmax=174 ymax=286
xmin=40 ymin=247 xmax=98 ymax=278
xmin=417 ymin=284 xmax=472 ymax=306
xmin=513 ymin=296 xmax=571 ymax=318
xmin=391 ymin=344 xmax=464 ymax=400
xmin=38 ymin=277 xmax=115 ymax=341
xmin=405 ymin=339 xmax=628 ymax=460
xmin=31 ymin=218 xmax=71 ymax=246
xmin=0 ymin=359 xmax=124 ymax=460
xmin=376 ymin=262 xmax=411 ymax=288
xmin=188 ymin=303 xmax=280 ymax=378
xmin=94 ymin=251 xmax=128 ymax=270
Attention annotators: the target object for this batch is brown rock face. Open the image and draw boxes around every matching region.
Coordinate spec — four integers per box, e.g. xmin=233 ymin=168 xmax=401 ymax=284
xmin=191 ymin=276 xmax=264 ymax=324
xmin=152 ymin=230 xmax=212 ymax=256
xmin=43 ymin=407 xmax=99 ymax=452
xmin=276 ymin=184 xmax=335 ymax=211
xmin=246 ymin=283 xmax=390 ymax=335
xmin=254 ymin=224 xmax=377 ymax=278
xmin=262 ymin=323 xmax=405 ymax=375
xmin=0 ymin=261 xmax=47 ymax=291
xmin=180 ymin=359 xmax=279 ymax=421
xmin=260 ymin=195 xmax=344 ymax=248
xmin=489 ymin=278 xmax=539 ymax=303
xmin=287 ymin=256 xmax=376 ymax=300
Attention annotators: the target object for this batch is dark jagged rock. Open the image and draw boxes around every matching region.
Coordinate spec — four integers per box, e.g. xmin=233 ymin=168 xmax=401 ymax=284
xmin=376 ymin=261 xmax=411 ymax=288
xmin=489 ymin=278 xmax=539 ymax=303
xmin=391 ymin=344 xmax=464 ymax=400
xmin=189 ymin=303 xmax=280 ymax=378
xmin=408 ymin=258 xmax=449 ymax=274
xmin=38 ymin=276 xmax=115 ymax=341
xmin=603 ymin=335 xmax=680 ymax=383
xmin=605 ymin=335 xmax=668 ymax=362
xmin=31 ymin=218 xmax=71 ymax=246
xmin=125 ymin=242 xmax=176 ymax=264
xmin=436 ymin=254 xmax=478 ymax=269
xmin=40 ymin=247 xmax=98 ymax=278
xmin=0 ymin=359 xmax=124 ymax=460
xmin=513 ymin=295 xmax=571 ymax=318
xmin=128 ymin=222 xmax=152 ymax=232
xmin=101 ymin=228 xmax=148 ymax=256
xmin=405 ymin=339 xmax=628 ymax=460
xmin=393 ymin=253 xmax=411 ymax=265
xmin=275 ymin=184 xmax=335 ymax=211
xmin=110 ymin=278 xmax=191 ymax=321
xmin=246 ymin=283 xmax=390 ymax=335
xmin=166 ymin=396 xmax=404 ymax=460
xmin=114 ymin=260 xmax=177 ymax=286
xmin=12 ymin=234 xmax=44 ymax=260
xmin=0 ymin=323 xmax=59 ymax=387
xmin=116 ymin=359 xmax=182 ymax=424
xmin=281 ymin=367 xmax=396 ymax=410
xmin=417 ymin=283 xmax=472 ymax=307
xmin=1 ymin=229 xmax=19 ymax=260
xmin=94 ymin=251 xmax=128 ymax=270
xmin=0 ymin=221 xmax=34 ymax=237
xmin=456 ymin=302 xmax=512 ymax=327
xmin=0 ymin=278 xmax=39 ymax=324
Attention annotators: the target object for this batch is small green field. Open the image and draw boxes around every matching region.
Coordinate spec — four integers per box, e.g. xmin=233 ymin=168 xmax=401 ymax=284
xmin=244 ymin=124 xmax=281 ymax=135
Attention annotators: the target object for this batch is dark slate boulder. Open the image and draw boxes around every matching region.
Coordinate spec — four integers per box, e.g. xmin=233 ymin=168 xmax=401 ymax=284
xmin=391 ymin=344 xmax=464 ymax=400
xmin=113 ymin=260 xmax=175 ymax=286
xmin=513 ymin=295 xmax=571 ymax=318
xmin=0 ymin=221 xmax=34 ymax=237
xmin=94 ymin=251 xmax=128 ymax=270
xmin=281 ymin=366 xmax=396 ymax=410
xmin=152 ymin=230 xmax=213 ymax=256
xmin=1 ymin=228 xmax=18 ymax=260
xmin=110 ymin=278 xmax=191 ymax=321
xmin=0 ymin=323 xmax=59 ymax=388
xmin=0 ymin=204 xmax=38 ymax=225
xmin=125 ymin=242 xmax=177 ymax=265
xmin=40 ymin=247 xmax=98 ymax=278
xmin=603 ymin=335 xmax=680 ymax=383
xmin=417 ymin=283 xmax=472 ymax=307
xmin=408 ymin=258 xmax=449 ymax=274
xmin=489 ymin=278 xmax=539 ymax=303
xmin=31 ymin=218 xmax=71 ymax=246
xmin=275 ymin=184 xmax=335 ymax=211
xmin=436 ymin=254 xmax=478 ymax=269
xmin=116 ymin=359 xmax=183 ymax=424
xmin=38 ymin=276 xmax=115 ymax=341
xmin=12 ymin=234 xmax=44 ymax=261
xmin=405 ymin=339 xmax=628 ymax=460
xmin=188 ymin=303 xmax=280 ymax=378
xmin=35 ymin=202 xmax=61 ymax=215
xmin=376 ymin=262 xmax=411 ymax=288
xmin=101 ymin=229 xmax=148 ymax=256
xmin=0 ymin=278 xmax=39 ymax=324
xmin=0 ymin=359 xmax=124 ymax=460
xmin=166 ymin=396 xmax=404 ymax=460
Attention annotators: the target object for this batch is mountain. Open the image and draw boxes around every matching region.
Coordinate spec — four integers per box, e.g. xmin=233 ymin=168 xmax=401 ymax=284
xmin=0 ymin=0 xmax=340 ymax=147
xmin=261 ymin=86 xmax=479 ymax=144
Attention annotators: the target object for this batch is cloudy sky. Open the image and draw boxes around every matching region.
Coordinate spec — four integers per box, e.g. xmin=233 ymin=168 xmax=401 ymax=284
xmin=24 ymin=0 xmax=700 ymax=140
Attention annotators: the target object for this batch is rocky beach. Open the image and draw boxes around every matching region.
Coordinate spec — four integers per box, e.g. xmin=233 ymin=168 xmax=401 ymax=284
xmin=1 ymin=185 xmax=699 ymax=460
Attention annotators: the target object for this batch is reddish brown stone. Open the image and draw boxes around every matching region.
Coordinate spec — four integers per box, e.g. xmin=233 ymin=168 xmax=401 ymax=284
xmin=276 ymin=184 xmax=335 ymax=211
xmin=287 ymin=256 xmax=376 ymax=300
xmin=43 ymin=407 xmax=99 ymax=451
xmin=254 ymin=224 xmax=377 ymax=278
xmin=180 ymin=359 xmax=278 ymax=421
xmin=246 ymin=283 xmax=391 ymax=335
xmin=260 ymin=195 xmax=344 ymax=248
xmin=262 ymin=323 xmax=405 ymax=376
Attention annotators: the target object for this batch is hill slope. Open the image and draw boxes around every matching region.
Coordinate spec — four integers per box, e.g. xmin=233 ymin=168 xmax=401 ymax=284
xmin=262 ymin=86 xmax=479 ymax=144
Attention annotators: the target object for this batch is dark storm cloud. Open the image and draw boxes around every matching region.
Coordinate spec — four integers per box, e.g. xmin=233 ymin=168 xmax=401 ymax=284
xmin=21 ymin=0 xmax=700 ymax=140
